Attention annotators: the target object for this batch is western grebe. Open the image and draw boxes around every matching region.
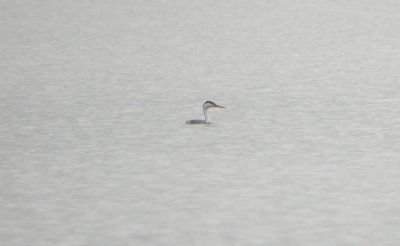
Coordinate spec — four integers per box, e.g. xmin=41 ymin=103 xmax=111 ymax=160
xmin=186 ymin=101 xmax=225 ymax=124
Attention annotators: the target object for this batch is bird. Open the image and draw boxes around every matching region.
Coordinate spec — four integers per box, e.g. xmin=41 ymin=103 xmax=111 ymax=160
xmin=186 ymin=101 xmax=225 ymax=124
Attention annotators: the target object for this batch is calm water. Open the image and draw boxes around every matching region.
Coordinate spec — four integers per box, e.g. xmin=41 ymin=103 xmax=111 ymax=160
xmin=1 ymin=0 xmax=400 ymax=245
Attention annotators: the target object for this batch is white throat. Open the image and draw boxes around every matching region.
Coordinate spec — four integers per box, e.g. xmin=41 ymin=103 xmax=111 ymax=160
xmin=203 ymin=107 xmax=209 ymax=123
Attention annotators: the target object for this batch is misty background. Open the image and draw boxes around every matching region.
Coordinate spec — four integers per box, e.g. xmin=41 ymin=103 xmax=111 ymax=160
xmin=1 ymin=0 xmax=400 ymax=245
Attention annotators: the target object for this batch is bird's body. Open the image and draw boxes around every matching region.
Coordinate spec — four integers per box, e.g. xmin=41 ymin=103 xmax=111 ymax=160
xmin=186 ymin=119 xmax=207 ymax=124
xmin=186 ymin=101 xmax=225 ymax=124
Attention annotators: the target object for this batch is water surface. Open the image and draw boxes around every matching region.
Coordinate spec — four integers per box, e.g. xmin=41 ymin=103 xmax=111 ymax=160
xmin=1 ymin=1 xmax=400 ymax=245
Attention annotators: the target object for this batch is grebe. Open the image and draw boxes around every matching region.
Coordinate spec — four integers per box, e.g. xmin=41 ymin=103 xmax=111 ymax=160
xmin=186 ymin=101 xmax=225 ymax=124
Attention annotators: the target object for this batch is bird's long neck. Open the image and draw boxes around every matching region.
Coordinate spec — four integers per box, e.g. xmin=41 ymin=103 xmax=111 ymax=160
xmin=203 ymin=107 xmax=208 ymax=123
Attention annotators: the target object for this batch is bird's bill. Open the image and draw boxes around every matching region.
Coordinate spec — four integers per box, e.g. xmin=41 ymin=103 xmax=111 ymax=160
xmin=215 ymin=105 xmax=225 ymax=108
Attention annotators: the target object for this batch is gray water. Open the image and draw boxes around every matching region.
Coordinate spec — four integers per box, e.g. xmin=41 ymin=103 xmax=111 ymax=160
xmin=1 ymin=0 xmax=400 ymax=245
